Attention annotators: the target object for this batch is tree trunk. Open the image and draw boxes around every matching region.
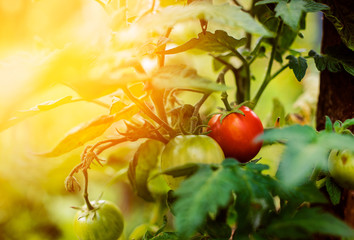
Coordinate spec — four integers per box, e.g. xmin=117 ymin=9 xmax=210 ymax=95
xmin=316 ymin=2 xmax=354 ymax=235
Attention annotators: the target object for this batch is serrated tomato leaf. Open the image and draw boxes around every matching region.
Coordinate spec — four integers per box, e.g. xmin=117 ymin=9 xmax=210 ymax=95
xmin=173 ymin=165 xmax=237 ymax=238
xmin=275 ymin=0 xmax=305 ymax=30
xmin=162 ymin=30 xmax=246 ymax=54
xmin=286 ymin=55 xmax=308 ymax=81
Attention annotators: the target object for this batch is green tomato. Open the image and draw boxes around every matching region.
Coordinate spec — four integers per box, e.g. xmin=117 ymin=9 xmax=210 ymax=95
xmin=328 ymin=150 xmax=354 ymax=189
xmin=161 ymin=135 xmax=225 ymax=189
xmin=74 ymin=200 xmax=124 ymax=240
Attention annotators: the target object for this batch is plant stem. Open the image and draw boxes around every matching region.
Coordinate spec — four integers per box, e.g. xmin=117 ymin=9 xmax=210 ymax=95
xmin=123 ymin=86 xmax=176 ymax=137
xmin=252 ymin=20 xmax=284 ymax=107
xmin=218 ymin=67 xmax=232 ymax=111
xmin=190 ymin=92 xmax=211 ymax=132
xmin=83 ymin=169 xmax=94 ymax=210
xmin=230 ymin=49 xmax=251 ymax=102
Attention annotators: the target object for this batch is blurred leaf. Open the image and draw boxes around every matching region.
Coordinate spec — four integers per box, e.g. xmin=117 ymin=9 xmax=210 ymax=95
xmin=139 ymin=3 xmax=273 ymax=37
xmin=286 ymin=55 xmax=308 ymax=81
xmin=265 ymin=207 xmax=354 ymax=238
xmin=259 ymin=124 xmax=317 ymax=144
xmin=42 ymin=45 xmax=148 ymax=99
xmin=275 ymin=0 xmax=305 ymax=30
xmin=39 ymin=102 xmax=141 ymax=157
xmin=151 ymin=65 xmax=229 ymax=92
xmin=326 ymin=177 xmax=341 ymax=205
xmin=260 ymin=125 xmax=354 ymax=186
xmin=128 ymin=140 xmax=165 ymax=201
xmin=38 ymin=115 xmax=116 ymax=157
xmin=173 ymin=164 xmax=237 ymax=238
xmin=162 ymin=30 xmax=246 ymax=54
xmin=0 ymin=96 xmax=74 ymax=131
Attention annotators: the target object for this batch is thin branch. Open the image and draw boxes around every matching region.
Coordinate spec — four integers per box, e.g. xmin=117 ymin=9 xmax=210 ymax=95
xmin=123 ymin=86 xmax=176 ymax=137
xmin=189 ymin=92 xmax=211 ymax=131
xmin=252 ymin=20 xmax=284 ymax=107
xmin=218 ymin=67 xmax=232 ymax=111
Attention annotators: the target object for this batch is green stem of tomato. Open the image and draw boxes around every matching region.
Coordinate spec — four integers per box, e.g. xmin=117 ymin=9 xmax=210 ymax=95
xmin=252 ymin=20 xmax=284 ymax=107
xmin=190 ymin=92 xmax=211 ymax=133
xmin=123 ymin=86 xmax=176 ymax=137
xmin=218 ymin=67 xmax=233 ymax=111
xmin=83 ymin=169 xmax=94 ymax=211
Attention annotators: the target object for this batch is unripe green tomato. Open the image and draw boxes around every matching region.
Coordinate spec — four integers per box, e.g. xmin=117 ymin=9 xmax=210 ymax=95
xmin=328 ymin=150 xmax=354 ymax=190
xmin=74 ymin=200 xmax=124 ymax=240
xmin=161 ymin=135 xmax=225 ymax=189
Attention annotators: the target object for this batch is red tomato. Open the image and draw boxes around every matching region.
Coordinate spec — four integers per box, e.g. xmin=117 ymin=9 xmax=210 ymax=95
xmin=207 ymin=106 xmax=264 ymax=163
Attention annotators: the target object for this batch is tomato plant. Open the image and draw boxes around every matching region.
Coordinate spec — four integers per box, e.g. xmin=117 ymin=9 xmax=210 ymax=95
xmin=207 ymin=106 xmax=264 ymax=163
xmin=73 ymin=200 xmax=124 ymax=240
xmin=161 ymin=135 xmax=225 ymax=189
xmin=1 ymin=0 xmax=354 ymax=239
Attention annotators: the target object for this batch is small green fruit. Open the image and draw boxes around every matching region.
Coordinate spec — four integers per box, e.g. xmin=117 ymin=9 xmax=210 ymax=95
xmin=328 ymin=150 xmax=354 ymax=190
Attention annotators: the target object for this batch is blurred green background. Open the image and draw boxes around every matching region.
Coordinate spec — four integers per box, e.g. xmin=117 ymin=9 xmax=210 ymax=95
xmin=0 ymin=0 xmax=322 ymax=239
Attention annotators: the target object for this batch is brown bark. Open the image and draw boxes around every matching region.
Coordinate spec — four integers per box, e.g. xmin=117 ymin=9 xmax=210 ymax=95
xmin=316 ymin=16 xmax=354 ymax=132
xmin=316 ymin=4 xmax=354 ymax=236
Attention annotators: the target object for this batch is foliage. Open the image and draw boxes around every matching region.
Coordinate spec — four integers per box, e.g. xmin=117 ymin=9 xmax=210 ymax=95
xmin=1 ymin=0 xmax=354 ymax=239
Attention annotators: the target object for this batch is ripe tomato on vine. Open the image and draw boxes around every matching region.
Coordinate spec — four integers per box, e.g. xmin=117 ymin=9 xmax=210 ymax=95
xmin=207 ymin=106 xmax=264 ymax=163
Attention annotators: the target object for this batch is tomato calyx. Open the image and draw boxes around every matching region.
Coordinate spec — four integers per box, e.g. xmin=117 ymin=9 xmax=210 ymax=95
xmin=211 ymin=101 xmax=254 ymax=124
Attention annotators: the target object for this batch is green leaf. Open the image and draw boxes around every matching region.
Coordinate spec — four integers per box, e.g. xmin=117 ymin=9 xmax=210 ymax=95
xmin=162 ymin=30 xmax=247 ymax=54
xmin=325 ymin=116 xmax=333 ymax=132
xmin=318 ymin=132 xmax=354 ymax=152
xmin=128 ymin=140 xmax=165 ymax=201
xmin=275 ymin=0 xmax=305 ymax=30
xmin=38 ymin=115 xmax=116 ymax=157
xmin=266 ymin=98 xmax=286 ymax=128
xmin=309 ymin=47 xmax=354 ymax=76
xmin=286 ymin=55 xmax=308 ymax=81
xmin=0 ymin=96 xmax=74 ymax=132
xmin=343 ymin=62 xmax=354 ymax=76
xmin=342 ymin=118 xmax=354 ymax=131
xmin=139 ymin=3 xmax=272 ymax=37
xmin=151 ymin=65 xmax=229 ymax=92
xmin=326 ymin=177 xmax=341 ymax=205
xmin=255 ymin=0 xmax=280 ymax=6
xmin=173 ymin=165 xmax=237 ymax=238
xmin=260 ymin=125 xmax=354 ymax=187
xmin=160 ymin=163 xmax=200 ymax=178
xmin=322 ymin=1 xmax=354 ymax=50
xmin=259 ymin=124 xmax=317 ymax=144
xmin=303 ymin=0 xmax=330 ymax=12
xmin=276 ymin=143 xmax=328 ymax=187
xmin=265 ymin=207 xmax=354 ymax=238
